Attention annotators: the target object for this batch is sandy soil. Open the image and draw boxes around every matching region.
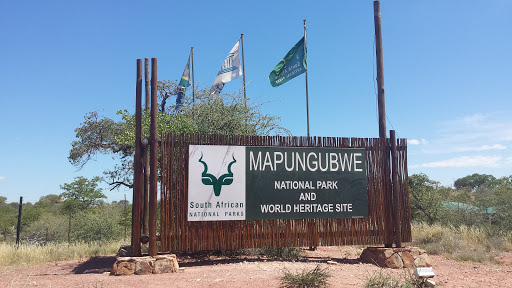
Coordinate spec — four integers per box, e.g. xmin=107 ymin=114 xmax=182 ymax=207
xmin=1 ymin=246 xmax=511 ymax=288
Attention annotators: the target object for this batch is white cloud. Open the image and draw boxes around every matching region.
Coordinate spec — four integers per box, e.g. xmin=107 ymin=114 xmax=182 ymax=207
xmin=422 ymin=112 xmax=512 ymax=154
xmin=413 ymin=156 xmax=501 ymax=168
xmin=0 ymin=176 xmax=6 ymax=180
xmin=454 ymin=144 xmax=506 ymax=152
xmin=408 ymin=139 xmax=428 ymax=145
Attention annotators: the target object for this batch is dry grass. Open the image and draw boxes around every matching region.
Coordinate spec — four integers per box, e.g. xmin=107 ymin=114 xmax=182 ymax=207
xmin=0 ymin=241 xmax=124 ymax=271
xmin=411 ymin=223 xmax=512 ymax=263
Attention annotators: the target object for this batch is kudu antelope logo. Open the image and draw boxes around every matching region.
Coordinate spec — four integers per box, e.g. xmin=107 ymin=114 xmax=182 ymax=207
xmin=198 ymin=152 xmax=237 ymax=196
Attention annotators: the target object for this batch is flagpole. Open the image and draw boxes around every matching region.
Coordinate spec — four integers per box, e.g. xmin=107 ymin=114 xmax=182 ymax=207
xmin=191 ymin=47 xmax=195 ymax=104
xmin=304 ymin=19 xmax=310 ymax=137
xmin=241 ymin=34 xmax=247 ymax=109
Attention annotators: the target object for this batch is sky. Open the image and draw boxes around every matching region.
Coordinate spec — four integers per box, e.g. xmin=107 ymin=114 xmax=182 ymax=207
xmin=1 ymin=0 xmax=511 ymax=204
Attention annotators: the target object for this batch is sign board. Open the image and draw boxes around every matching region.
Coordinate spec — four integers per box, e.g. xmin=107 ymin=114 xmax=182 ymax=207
xmin=188 ymin=145 xmax=368 ymax=221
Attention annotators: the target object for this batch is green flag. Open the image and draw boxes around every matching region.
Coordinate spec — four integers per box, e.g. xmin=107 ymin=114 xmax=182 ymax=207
xmin=178 ymin=55 xmax=191 ymax=88
xmin=269 ymin=37 xmax=307 ymax=87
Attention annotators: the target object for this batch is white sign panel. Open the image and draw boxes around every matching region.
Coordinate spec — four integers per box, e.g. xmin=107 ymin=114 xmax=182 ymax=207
xmin=188 ymin=145 xmax=246 ymax=221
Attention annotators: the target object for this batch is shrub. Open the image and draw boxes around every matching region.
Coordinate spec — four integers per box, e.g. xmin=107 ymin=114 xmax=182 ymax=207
xmin=280 ymin=265 xmax=330 ymax=288
xmin=364 ymin=269 xmax=424 ymax=288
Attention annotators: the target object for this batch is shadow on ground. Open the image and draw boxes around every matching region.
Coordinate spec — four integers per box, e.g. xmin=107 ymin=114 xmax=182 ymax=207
xmin=71 ymin=256 xmax=116 ymax=274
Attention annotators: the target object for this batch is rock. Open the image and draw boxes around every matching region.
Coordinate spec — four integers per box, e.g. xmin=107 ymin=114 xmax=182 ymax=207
xmin=384 ymin=252 xmax=403 ymax=269
xmin=414 ymin=253 xmax=432 ymax=267
xmin=153 ymin=259 xmax=172 ymax=274
xmin=425 ymin=279 xmax=436 ymax=287
xmin=401 ymin=251 xmax=416 ymax=269
xmin=115 ymin=261 xmax=135 ymax=276
xmin=360 ymin=247 xmax=430 ymax=269
xmin=134 ymin=260 xmax=153 ymax=275
xmin=111 ymin=254 xmax=179 ymax=276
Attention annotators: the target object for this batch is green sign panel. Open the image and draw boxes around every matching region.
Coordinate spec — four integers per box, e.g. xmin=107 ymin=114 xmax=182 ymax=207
xmin=245 ymin=147 xmax=368 ymax=220
xmin=188 ymin=145 xmax=368 ymax=221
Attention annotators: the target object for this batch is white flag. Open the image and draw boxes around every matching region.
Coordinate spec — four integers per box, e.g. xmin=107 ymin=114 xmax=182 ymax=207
xmin=210 ymin=40 xmax=242 ymax=95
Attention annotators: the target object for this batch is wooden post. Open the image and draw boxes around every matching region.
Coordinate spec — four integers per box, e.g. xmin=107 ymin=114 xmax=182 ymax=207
xmin=124 ymin=194 xmax=127 ymax=242
xmin=16 ymin=196 xmax=23 ymax=246
xmin=374 ymin=1 xmax=386 ymax=139
xmin=131 ymin=59 xmax=143 ymax=256
xmin=143 ymin=58 xmax=150 ymax=236
xmin=390 ymin=130 xmax=402 ymax=247
xmin=149 ymin=58 xmax=158 ymax=256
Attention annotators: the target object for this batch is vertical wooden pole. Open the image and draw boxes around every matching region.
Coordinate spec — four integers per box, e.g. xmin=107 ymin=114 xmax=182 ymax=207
xmin=16 ymin=196 xmax=23 ymax=246
xmin=390 ymin=130 xmax=402 ymax=247
xmin=374 ymin=1 xmax=386 ymax=139
xmin=124 ymin=194 xmax=127 ymax=242
xmin=132 ymin=59 xmax=143 ymax=256
xmin=143 ymin=58 xmax=150 ymax=236
xmin=149 ymin=58 xmax=158 ymax=256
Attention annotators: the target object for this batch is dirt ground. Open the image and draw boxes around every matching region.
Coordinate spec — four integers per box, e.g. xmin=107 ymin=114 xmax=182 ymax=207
xmin=1 ymin=246 xmax=511 ymax=288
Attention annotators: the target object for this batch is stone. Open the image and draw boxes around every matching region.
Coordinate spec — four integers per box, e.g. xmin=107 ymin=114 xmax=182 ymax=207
xmin=134 ymin=260 xmax=153 ymax=275
xmin=401 ymin=251 xmax=416 ymax=269
xmin=110 ymin=254 xmax=179 ymax=276
xmin=115 ymin=261 xmax=135 ymax=276
xmin=414 ymin=253 xmax=432 ymax=267
xmin=153 ymin=259 xmax=172 ymax=274
xmin=383 ymin=252 xmax=403 ymax=269
xmin=361 ymin=247 xmax=430 ymax=269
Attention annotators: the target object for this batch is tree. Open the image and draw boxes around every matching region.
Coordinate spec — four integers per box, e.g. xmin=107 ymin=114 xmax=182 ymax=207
xmin=68 ymin=81 xmax=288 ymax=190
xmin=60 ymin=176 xmax=106 ymax=210
xmin=454 ymin=173 xmax=497 ymax=190
xmin=0 ymin=197 xmax=17 ymax=241
xmin=60 ymin=176 xmax=106 ymax=242
xmin=408 ymin=173 xmax=444 ymax=225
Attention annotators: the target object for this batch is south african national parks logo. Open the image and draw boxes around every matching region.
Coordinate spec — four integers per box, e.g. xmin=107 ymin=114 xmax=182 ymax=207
xmin=198 ymin=152 xmax=236 ymax=196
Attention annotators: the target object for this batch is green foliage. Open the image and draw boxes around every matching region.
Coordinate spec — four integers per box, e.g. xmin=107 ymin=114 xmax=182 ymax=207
xmin=0 ymin=198 xmax=17 ymax=241
xmin=60 ymin=176 xmax=106 ymax=211
xmin=408 ymin=174 xmax=444 ymax=224
xmin=280 ymin=265 xmax=330 ymax=288
xmin=70 ymin=205 xmax=126 ymax=242
xmin=24 ymin=213 xmax=68 ymax=243
xmin=454 ymin=173 xmax=497 ymax=190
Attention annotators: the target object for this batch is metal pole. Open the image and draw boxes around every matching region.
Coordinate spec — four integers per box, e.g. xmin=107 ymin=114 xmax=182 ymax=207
xmin=149 ymin=58 xmax=158 ymax=257
xmin=16 ymin=196 xmax=22 ymax=246
xmin=304 ymin=19 xmax=310 ymax=137
xmin=374 ymin=1 xmax=387 ymax=139
xmin=131 ymin=59 xmax=143 ymax=256
xmin=191 ymin=47 xmax=195 ymax=104
xmin=241 ymin=34 xmax=247 ymax=109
